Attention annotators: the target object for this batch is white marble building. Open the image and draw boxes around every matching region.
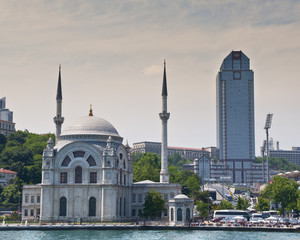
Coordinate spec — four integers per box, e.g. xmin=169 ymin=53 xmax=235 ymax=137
xmin=22 ymin=63 xmax=192 ymax=224
xmin=40 ymin=115 xmax=132 ymax=222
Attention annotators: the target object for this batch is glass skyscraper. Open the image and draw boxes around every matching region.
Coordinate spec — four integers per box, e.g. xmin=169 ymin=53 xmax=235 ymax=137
xmin=216 ymin=51 xmax=255 ymax=184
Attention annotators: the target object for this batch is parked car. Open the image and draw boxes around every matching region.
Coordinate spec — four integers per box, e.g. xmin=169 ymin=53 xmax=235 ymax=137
xmin=289 ymin=218 xmax=299 ymax=225
xmin=279 ymin=218 xmax=290 ymax=225
xmin=212 ymin=217 xmax=225 ymax=222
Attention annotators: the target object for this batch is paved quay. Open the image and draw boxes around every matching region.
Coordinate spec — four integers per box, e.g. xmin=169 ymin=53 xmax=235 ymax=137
xmin=0 ymin=224 xmax=299 ymax=232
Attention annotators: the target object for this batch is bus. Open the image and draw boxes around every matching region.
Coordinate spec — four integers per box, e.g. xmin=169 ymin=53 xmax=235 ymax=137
xmin=213 ymin=210 xmax=251 ymax=221
xmin=262 ymin=210 xmax=279 ymax=219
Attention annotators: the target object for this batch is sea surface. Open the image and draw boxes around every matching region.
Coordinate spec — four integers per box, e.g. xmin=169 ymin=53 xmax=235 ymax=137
xmin=0 ymin=230 xmax=298 ymax=240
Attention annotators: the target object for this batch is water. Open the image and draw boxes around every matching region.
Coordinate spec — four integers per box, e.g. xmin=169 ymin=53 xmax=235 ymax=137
xmin=0 ymin=230 xmax=298 ymax=240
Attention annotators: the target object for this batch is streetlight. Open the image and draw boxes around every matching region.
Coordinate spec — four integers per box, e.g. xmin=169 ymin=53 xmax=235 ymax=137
xmin=264 ymin=113 xmax=273 ymax=183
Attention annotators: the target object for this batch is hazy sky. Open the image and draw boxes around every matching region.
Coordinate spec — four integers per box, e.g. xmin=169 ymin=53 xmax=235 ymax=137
xmin=1 ymin=0 xmax=300 ymax=155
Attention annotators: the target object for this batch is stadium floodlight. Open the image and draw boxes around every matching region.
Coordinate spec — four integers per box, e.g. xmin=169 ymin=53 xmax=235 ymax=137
xmin=261 ymin=140 xmax=266 ymax=181
xmin=264 ymin=113 xmax=273 ymax=129
xmin=264 ymin=113 xmax=273 ymax=183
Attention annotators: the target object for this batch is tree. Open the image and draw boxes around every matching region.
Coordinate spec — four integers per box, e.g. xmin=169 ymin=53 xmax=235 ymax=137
xmin=142 ymin=190 xmax=166 ymax=219
xmin=194 ymin=190 xmax=209 ymax=203
xmin=0 ymin=178 xmax=24 ymax=209
xmin=262 ymin=176 xmax=299 ymax=215
xmin=168 ymin=153 xmax=189 ymax=167
xmin=6 ymin=131 xmax=28 ymax=146
xmin=255 ymin=157 xmax=300 ymax=171
xmin=133 ymin=153 xmax=160 ymax=182
xmin=0 ymin=134 xmax=6 ymax=153
xmin=220 ymin=200 xmax=233 ymax=209
xmin=196 ymin=201 xmax=209 ymax=220
xmin=235 ymin=196 xmax=249 ymax=210
xmin=255 ymin=197 xmax=270 ymax=211
xmin=182 ymin=175 xmax=201 ymax=197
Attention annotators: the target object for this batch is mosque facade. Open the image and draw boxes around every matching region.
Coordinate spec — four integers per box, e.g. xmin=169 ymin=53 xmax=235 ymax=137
xmin=22 ymin=63 xmax=193 ymax=224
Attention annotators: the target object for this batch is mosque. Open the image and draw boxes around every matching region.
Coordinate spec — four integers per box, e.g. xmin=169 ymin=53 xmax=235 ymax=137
xmin=22 ymin=63 xmax=193 ymax=225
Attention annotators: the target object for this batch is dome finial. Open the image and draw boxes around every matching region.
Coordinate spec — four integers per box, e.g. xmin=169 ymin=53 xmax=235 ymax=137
xmin=89 ymin=104 xmax=93 ymax=116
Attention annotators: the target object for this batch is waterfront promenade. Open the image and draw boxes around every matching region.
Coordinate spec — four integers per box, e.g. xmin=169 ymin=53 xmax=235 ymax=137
xmin=0 ymin=223 xmax=299 ymax=233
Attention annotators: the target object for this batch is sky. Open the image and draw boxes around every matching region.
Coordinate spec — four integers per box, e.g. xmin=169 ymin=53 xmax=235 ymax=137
xmin=1 ymin=0 xmax=300 ymax=156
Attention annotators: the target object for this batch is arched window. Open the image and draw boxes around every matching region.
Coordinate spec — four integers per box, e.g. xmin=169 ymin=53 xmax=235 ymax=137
xmin=177 ymin=208 xmax=182 ymax=221
xmin=59 ymin=197 xmax=67 ymax=216
xmin=119 ymin=197 xmax=122 ymax=216
xmin=75 ymin=166 xmax=82 ymax=183
xmin=87 ymin=155 xmax=96 ymax=166
xmin=62 ymin=156 xmax=71 ymax=167
xmin=89 ymin=197 xmax=96 ymax=216
xmin=73 ymin=151 xmax=85 ymax=158
xmin=186 ymin=208 xmax=191 ymax=220
xmin=171 ymin=208 xmax=174 ymax=221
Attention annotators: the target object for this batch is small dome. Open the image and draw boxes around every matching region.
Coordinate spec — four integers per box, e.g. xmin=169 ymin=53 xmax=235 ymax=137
xmin=61 ymin=116 xmax=120 ymax=137
xmin=174 ymin=194 xmax=189 ymax=199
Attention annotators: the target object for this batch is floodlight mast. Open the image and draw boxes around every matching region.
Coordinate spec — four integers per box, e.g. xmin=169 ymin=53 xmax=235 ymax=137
xmin=264 ymin=113 xmax=273 ymax=183
xmin=261 ymin=140 xmax=266 ymax=182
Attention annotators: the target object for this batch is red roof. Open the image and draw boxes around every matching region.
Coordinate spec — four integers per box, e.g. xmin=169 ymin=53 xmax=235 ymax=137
xmin=0 ymin=119 xmax=15 ymax=124
xmin=0 ymin=168 xmax=17 ymax=174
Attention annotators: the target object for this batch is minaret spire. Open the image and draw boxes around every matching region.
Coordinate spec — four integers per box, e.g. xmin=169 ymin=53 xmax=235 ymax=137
xmin=159 ymin=60 xmax=170 ymax=183
xmin=56 ymin=64 xmax=62 ymax=100
xmin=162 ymin=60 xmax=168 ymax=96
xmin=53 ymin=64 xmax=64 ymax=141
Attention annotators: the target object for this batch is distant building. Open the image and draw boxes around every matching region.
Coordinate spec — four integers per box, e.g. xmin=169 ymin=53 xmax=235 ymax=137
xmin=0 ymin=168 xmax=17 ymax=186
xmin=22 ymin=185 xmax=41 ymax=220
xmin=203 ymin=147 xmax=219 ymax=160
xmin=216 ymin=51 xmax=255 ymax=184
xmin=0 ymin=97 xmax=15 ymax=136
xmin=270 ymin=148 xmax=300 ymax=167
xmin=132 ymin=141 xmax=209 ymax=160
xmin=182 ymin=156 xmax=211 ymax=180
xmin=0 ymin=97 xmax=13 ymax=122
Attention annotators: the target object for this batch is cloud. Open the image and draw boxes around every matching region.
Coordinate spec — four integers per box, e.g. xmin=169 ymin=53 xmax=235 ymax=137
xmin=143 ymin=65 xmax=162 ymax=76
xmin=1 ymin=0 xmax=300 ymax=153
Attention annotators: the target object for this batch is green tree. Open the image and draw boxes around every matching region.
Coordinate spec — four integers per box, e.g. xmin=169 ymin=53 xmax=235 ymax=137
xmin=0 ymin=178 xmax=24 ymax=209
xmin=182 ymin=175 xmax=201 ymax=197
xmin=132 ymin=152 xmax=143 ymax=163
xmin=255 ymin=157 xmax=300 ymax=171
xmin=196 ymin=201 xmax=209 ymax=219
xmin=262 ymin=176 xmax=299 ymax=215
xmin=6 ymin=130 xmax=28 ymax=146
xmin=142 ymin=190 xmax=166 ymax=219
xmin=168 ymin=153 xmax=189 ymax=167
xmin=255 ymin=197 xmax=270 ymax=211
xmin=235 ymin=196 xmax=249 ymax=210
xmin=194 ymin=190 xmax=209 ymax=203
xmin=133 ymin=153 xmax=160 ymax=182
xmin=220 ymin=200 xmax=233 ymax=209
xmin=0 ymin=134 xmax=6 ymax=153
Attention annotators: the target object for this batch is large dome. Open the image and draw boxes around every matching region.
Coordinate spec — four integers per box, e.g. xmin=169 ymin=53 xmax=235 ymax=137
xmin=61 ymin=116 xmax=120 ymax=137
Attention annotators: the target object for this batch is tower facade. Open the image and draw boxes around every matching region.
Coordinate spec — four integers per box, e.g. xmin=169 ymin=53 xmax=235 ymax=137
xmin=159 ymin=60 xmax=170 ymax=183
xmin=216 ymin=51 xmax=255 ymax=184
xmin=53 ymin=65 xmax=64 ymax=140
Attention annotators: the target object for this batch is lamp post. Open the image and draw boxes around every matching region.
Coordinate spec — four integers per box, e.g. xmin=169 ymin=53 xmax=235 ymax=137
xmin=264 ymin=113 xmax=273 ymax=183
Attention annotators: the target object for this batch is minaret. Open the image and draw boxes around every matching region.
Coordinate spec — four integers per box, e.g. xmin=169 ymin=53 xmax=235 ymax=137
xmin=53 ymin=65 xmax=64 ymax=140
xmin=159 ymin=60 xmax=170 ymax=183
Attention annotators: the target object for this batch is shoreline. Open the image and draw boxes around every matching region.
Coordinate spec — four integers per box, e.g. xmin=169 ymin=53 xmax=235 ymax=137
xmin=0 ymin=224 xmax=299 ymax=232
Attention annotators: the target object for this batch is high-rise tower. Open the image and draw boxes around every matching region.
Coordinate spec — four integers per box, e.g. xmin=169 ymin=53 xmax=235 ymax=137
xmin=216 ymin=51 xmax=255 ymax=184
xmin=53 ymin=65 xmax=64 ymax=140
xmin=159 ymin=60 xmax=170 ymax=183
